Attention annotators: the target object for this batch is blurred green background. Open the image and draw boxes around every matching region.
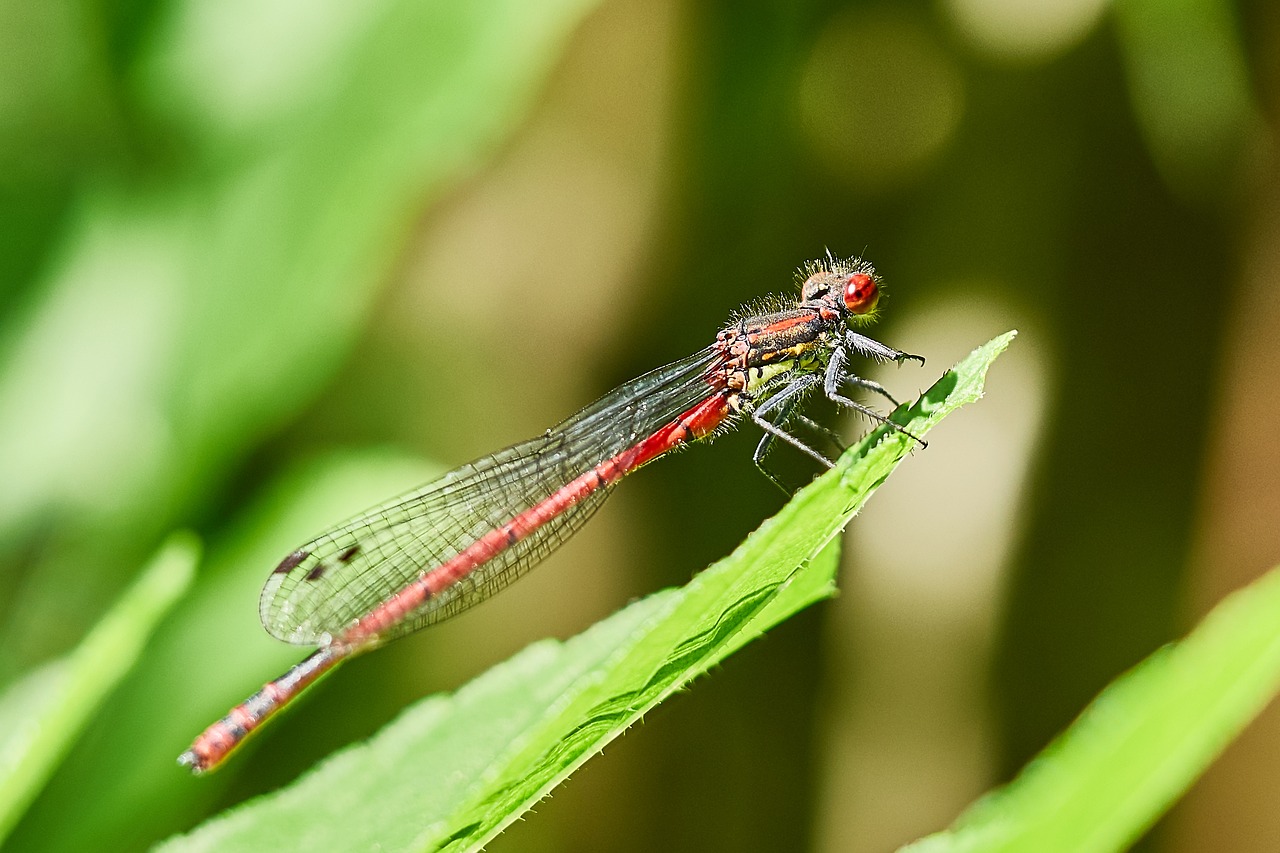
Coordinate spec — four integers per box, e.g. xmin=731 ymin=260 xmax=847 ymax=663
xmin=1 ymin=0 xmax=1277 ymax=850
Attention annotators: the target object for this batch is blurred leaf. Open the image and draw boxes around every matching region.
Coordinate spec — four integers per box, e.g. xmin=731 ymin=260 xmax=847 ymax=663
xmin=0 ymin=532 xmax=196 ymax=844
xmin=156 ymin=333 xmax=1015 ymax=852
xmin=1113 ymin=0 xmax=1260 ymax=201
xmin=901 ymin=560 xmax=1280 ymax=853
xmin=0 ymin=0 xmax=602 ymax=675
xmin=3 ymin=450 xmax=437 ymax=852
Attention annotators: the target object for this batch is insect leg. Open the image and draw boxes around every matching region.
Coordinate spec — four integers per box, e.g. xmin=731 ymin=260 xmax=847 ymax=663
xmin=844 ymin=331 xmax=926 ymax=366
xmin=825 ymin=346 xmax=927 ymax=448
xmin=750 ymin=375 xmax=832 ymax=471
xmin=752 ymin=396 xmax=798 ymax=495
xmin=825 ymin=346 xmax=899 ymax=406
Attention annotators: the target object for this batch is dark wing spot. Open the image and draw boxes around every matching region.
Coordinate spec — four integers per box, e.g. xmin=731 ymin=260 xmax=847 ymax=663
xmin=336 ymin=544 xmax=361 ymax=563
xmin=273 ymin=549 xmax=309 ymax=574
xmin=305 ymin=562 xmax=328 ymax=582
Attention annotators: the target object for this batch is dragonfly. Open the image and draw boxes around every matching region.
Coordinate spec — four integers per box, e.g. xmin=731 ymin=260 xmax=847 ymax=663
xmin=179 ymin=253 xmax=924 ymax=773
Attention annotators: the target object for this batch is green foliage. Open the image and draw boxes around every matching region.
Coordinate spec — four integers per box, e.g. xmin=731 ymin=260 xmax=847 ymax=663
xmin=903 ymin=557 xmax=1280 ymax=853
xmin=1 ymin=0 xmax=1266 ymax=848
xmin=12 ymin=330 xmax=1280 ymax=852
xmin=0 ymin=0 xmax=605 ymax=676
xmin=0 ymin=4 xmax=607 ymax=848
xmin=155 ymin=334 xmax=1014 ymax=852
xmin=10 ymin=452 xmax=441 ymax=852
xmin=0 ymin=534 xmax=196 ymax=845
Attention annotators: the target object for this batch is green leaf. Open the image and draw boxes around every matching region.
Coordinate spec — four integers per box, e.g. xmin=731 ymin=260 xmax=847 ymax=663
xmin=157 ymin=332 xmax=1015 ymax=853
xmin=0 ymin=2 xmax=609 ymax=797
xmin=8 ymin=451 xmax=439 ymax=853
xmin=901 ymin=558 xmax=1280 ymax=853
xmin=0 ymin=0 xmax=604 ymax=614
xmin=0 ymin=532 xmax=197 ymax=844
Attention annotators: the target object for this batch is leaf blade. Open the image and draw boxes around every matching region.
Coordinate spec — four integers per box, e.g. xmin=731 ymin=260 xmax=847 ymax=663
xmin=160 ymin=333 xmax=1016 ymax=853
xmin=900 ymin=560 xmax=1280 ymax=853
xmin=0 ymin=532 xmax=197 ymax=844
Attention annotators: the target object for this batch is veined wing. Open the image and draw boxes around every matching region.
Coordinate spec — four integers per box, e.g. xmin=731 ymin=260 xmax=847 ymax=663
xmin=261 ymin=346 xmax=727 ymax=645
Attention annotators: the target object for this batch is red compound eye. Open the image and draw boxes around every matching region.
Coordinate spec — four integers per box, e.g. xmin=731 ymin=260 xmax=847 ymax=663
xmin=843 ymin=273 xmax=879 ymax=314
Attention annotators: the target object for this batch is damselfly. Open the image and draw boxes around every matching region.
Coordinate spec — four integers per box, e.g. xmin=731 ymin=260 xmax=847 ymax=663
xmin=179 ymin=253 xmax=923 ymax=773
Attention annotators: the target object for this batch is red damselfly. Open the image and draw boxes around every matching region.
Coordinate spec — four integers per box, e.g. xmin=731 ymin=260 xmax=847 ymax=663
xmin=179 ymin=254 xmax=923 ymax=773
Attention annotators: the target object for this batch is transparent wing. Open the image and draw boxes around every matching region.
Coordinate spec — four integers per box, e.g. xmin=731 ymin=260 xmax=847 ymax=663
xmin=261 ymin=346 xmax=726 ymax=645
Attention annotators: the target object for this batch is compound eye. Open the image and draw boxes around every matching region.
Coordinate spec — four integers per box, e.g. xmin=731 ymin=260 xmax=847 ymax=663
xmin=843 ymin=273 xmax=879 ymax=315
xmin=800 ymin=274 xmax=830 ymax=302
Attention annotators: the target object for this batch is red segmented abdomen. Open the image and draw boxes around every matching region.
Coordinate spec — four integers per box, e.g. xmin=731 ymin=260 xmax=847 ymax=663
xmin=342 ymin=392 xmax=734 ymax=644
xmin=179 ymin=643 xmax=347 ymax=772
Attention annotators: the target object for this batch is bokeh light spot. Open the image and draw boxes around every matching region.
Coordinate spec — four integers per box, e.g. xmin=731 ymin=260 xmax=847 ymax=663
xmin=944 ymin=0 xmax=1109 ymax=63
xmin=796 ymin=11 xmax=964 ymax=192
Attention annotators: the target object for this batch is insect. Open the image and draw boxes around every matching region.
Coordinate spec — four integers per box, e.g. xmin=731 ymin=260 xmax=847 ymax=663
xmin=179 ymin=253 xmax=923 ymax=772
